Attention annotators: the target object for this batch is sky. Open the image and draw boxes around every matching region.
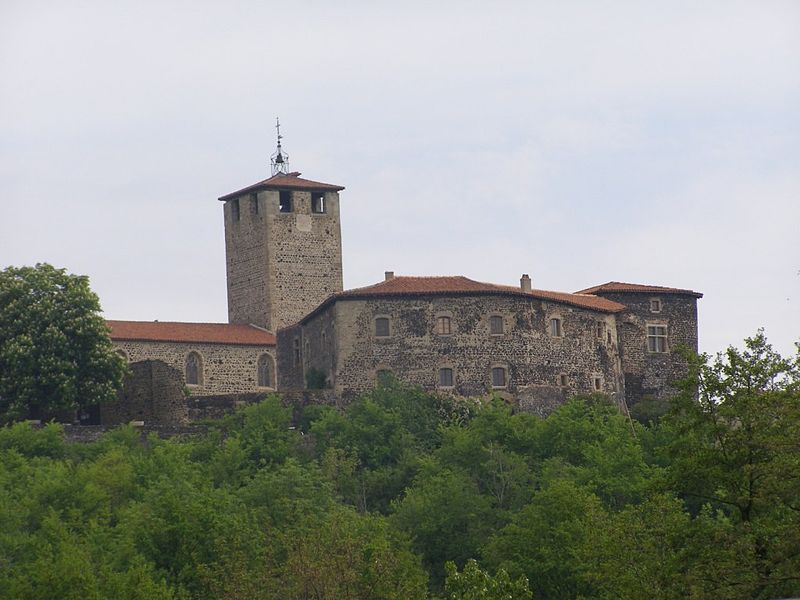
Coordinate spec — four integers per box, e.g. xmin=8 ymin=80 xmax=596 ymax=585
xmin=1 ymin=1 xmax=798 ymax=358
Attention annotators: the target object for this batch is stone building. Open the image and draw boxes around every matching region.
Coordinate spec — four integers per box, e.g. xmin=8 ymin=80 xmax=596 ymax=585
xmin=220 ymin=171 xmax=345 ymax=332
xmin=108 ymin=320 xmax=276 ymax=395
xmin=277 ymin=273 xmax=702 ymax=411
xmin=105 ymin=130 xmax=702 ymax=417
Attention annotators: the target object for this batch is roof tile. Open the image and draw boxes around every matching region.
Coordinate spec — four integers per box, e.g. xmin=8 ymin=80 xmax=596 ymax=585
xmin=219 ymin=172 xmax=344 ymax=201
xmin=107 ymin=320 xmax=276 ymax=346
xmin=294 ymin=276 xmax=627 ymax=325
xmin=575 ymin=281 xmax=703 ymax=298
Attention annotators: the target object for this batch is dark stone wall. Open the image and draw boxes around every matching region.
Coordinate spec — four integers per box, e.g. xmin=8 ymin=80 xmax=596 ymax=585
xmin=593 ymin=292 xmax=699 ymax=406
xmin=280 ymin=293 xmax=625 ymax=414
xmin=100 ymin=360 xmax=187 ymax=426
xmin=277 ymin=324 xmax=305 ymax=390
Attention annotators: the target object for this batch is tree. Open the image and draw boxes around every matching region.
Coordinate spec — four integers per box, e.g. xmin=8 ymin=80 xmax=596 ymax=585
xmin=444 ymin=559 xmax=532 ymax=600
xmin=663 ymin=332 xmax=800 ymax=597
xmin=0 ymin=263 xmax=126 ymax=422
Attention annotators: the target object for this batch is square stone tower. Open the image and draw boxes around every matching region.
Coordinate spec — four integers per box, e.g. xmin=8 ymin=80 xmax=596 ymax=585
xmin=218 ymin=171 xmax=345 ymax=332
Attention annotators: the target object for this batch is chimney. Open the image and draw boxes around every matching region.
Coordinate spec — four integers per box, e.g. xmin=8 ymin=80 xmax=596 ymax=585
xmin=385 ymin=271 xmax=395 ymax=281
xmin=520 ymin=274 xmax=532 ymax=293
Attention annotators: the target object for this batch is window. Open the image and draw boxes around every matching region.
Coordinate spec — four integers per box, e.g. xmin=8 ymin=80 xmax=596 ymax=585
xmin=559 ymin=374 xmax=568 ymax=387
xmin=257 ymin=354 xmax=273 ymax=387
xmin=375 ymin=317 xmax=390 ymax=337
xmin=251 ymin=193 xmax=259 ymax=215
xmin=650 ymin=298 xmax=662 ymax=313
xmin=293 ymin=338 xmax=301 ymax=366
xmin=593 ymin=376 xmax=602 ymax=391
xmin=491 ymin=367 xmax=507 ymax=388
xmin=376 ymin=369 xmax=393 ymax=385
xmin=279 ymin=190 xmax=292 ymax=213
xmin=489 ymin=315 xmax=504 ymax=335
xmin=231 ymin=198 xmax=240 ymax=221
xmin=436 ymin=316 xmax=452 ymax=335
xmin=311 ymin=192 xmax=326 ymax=213
xmin=439 ymin=368 xmax=454 ymax=387
xmin=595 ymin=321 xmax=603 ymax=339
xmin=185 ymin=352 xmax=202 ymax=386
xmin=647 ymin=325 xmax=668 ymax=353
xmin=550 ymin=318 xmax=562 ymax=337
xmin=607 ymin=331 xmax=612 ymax=345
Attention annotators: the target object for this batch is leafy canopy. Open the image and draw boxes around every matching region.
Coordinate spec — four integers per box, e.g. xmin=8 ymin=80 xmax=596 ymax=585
xmin=0 ymin=263 xmax=126 ymax=422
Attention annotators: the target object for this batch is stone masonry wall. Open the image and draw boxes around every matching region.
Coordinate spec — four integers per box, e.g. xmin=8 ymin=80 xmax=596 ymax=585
xmin=225 ymin=193 xmax=269 ymax=328
xmin=598 ymin=292 xmax=699 ymax=406
xmin=280 ymin=294 xmax=624 ymax=413
xmin=224 ymin=188 xmax=343 ymax=332
xmin=100 ymin=360 xmax=187 ymax=426
xmin=266 ymin=190 xmax=343 ymax=331
xmin=113 ymin=340 xmax=276 ymax=395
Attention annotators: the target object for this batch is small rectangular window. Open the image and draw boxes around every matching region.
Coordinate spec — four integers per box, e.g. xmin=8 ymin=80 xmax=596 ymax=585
xmin=439 ymin=368 xmax=454 ymax=387
xmin=647 ymin=325 xmax=668 ymax=353
xmin=550 ymin=318 xmax=562 ymax=337
xmin=279 ymin=190 xmax=293 ymax=213
xmin=293 ymin=339 xmax=300 ymax=366
xmin=559 ymin=374 xmax=568 ymax=386
xmin=595 ymin=322 xmax=603 ymax=339
xmin=436 ymin=316 xmax=452 ymax=335
xmin=650 ymin=299 xmax=662 ymax=313
xmin=489 ymin=315 xmax=504 ymax=335
xmin=594 ymin=377 xmax=602 ymax=391
xmin=231 ymin=198 xmax=240 ymax=221
xmin=311 ymin=192 xmax=326 ymax=213
xmin=377 ymin=369 xmax=393 ymax=384
xmin=491 ymin=367 xmax=506 ymax=388
xmin=251 ymin=193 xmax=259 ymax=215
xmin=375 ymin=317 xmax=390 ymax=337
xmin=607 ymin=331 xmax=613 ymax=345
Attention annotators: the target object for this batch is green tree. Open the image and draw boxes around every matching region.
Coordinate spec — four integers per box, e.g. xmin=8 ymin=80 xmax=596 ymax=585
xmin=0 ymin=264 xmax=126 ymax=422
xmin=663 ymin=332 xmax=800 ymax=597
xmin=444 ymin=559 xmax=532 ymax=600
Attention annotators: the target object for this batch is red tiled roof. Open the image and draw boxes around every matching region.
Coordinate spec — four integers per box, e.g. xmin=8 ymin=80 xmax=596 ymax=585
xmin=218 ymin=171 xmax=345 ymax=201
xmin=575 ymin=281 xmax=703 ymax=298
xmin=294 ymin=276 xmax=626 ymax=325
xmin=107 ymin=320 xmax=276 ymax=346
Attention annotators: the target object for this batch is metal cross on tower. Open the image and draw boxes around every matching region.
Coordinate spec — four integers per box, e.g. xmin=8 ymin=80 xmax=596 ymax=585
xmin=270 ymin=117 xmax=290 ymax=175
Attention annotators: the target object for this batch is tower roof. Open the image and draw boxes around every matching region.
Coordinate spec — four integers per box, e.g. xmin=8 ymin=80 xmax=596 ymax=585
xmin=218 ymin=172 xmax=345 ymax=201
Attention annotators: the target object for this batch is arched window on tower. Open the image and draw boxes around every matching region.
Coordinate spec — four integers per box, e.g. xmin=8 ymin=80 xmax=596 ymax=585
xmin=257 ymin=354 xmax=274 ymax=388
xmin=185 ymin=352 xmax=203 ymax=386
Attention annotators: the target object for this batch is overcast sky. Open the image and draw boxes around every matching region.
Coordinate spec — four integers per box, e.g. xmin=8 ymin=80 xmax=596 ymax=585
xmin=2 ymin=1 xmax=798 ymax=357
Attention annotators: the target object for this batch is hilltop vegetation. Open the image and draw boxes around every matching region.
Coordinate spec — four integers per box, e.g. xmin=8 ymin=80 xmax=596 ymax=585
xmin=0 ymin=333 xmax=798 ymax=599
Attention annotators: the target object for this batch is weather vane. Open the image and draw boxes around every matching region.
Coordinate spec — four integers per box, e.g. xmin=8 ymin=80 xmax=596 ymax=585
xmin=270 ymin=117 xmax=290 ymax=175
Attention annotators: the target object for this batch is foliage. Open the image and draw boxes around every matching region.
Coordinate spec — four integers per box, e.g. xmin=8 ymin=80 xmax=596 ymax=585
xmin=444 ymin=559 xmax=531 ymax=600
xmin=1 ymin=335 xmax=799 ymax=599
xmin=660 ymin=331 xmax=800 ymax=597
xmin=0 ymin=263 xmax=127 ymax=422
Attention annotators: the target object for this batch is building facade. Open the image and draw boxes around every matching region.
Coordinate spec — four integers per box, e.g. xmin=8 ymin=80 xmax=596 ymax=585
xmin=277 ymin=273 xmax=702 ymax=412
xmin=108 ymin=321 xmax=276 ymax=395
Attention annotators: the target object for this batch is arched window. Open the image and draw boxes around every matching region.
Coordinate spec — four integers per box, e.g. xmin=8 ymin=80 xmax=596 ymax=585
xmin=185 ymin=352 xmax=203 ymax=386
xmin=257 ymin=354 xmax=274 ymax=388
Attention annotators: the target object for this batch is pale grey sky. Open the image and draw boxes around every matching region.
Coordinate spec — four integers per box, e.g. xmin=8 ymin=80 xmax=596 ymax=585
xmin=1 ymin=1 xmax=798 ymax=357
